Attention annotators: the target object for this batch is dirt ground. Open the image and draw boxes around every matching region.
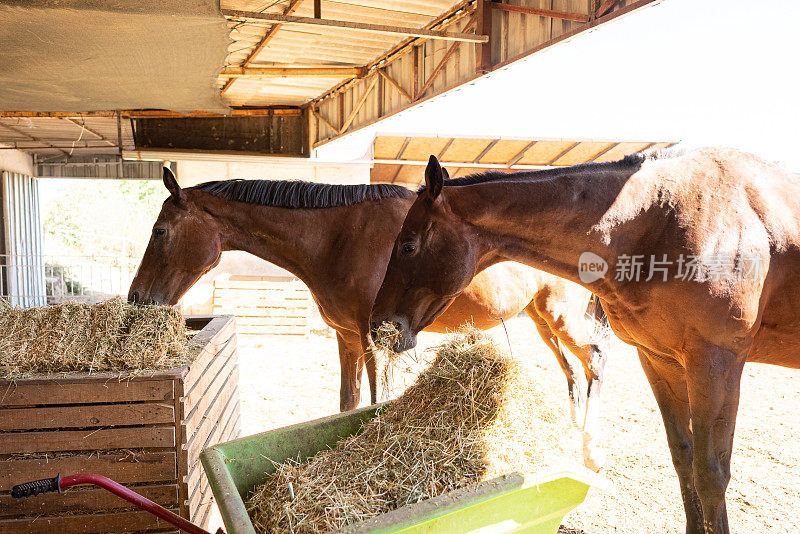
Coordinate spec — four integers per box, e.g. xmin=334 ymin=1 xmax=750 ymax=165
xmin=227 ymin=315 xmax=799 ymax=533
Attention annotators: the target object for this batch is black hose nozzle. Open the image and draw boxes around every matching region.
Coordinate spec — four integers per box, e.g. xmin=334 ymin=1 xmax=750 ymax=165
xmin=11 ymin=474 xmax=60 ymax=498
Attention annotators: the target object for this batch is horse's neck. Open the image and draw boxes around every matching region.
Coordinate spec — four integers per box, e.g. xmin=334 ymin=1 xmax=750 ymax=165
xmin=452 ymin=168 xmax=632 ymax=294
xmin=217 ymin=199 xmax=399 ymax=293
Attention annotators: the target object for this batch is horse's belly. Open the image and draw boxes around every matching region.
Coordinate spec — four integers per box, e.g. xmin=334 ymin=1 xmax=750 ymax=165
xmin=749 ymin=325 xmax=800 ymax=368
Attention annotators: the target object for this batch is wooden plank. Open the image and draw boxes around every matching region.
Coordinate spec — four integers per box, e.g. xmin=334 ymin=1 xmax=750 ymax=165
xmin=476 ymin=0 xmax=492 ymax=73
xmin=0 ymin=483 xmax=178 ymax=518
xmin=220 ymin=66 xmax=363 ymax=78
xmin=184 ymin=398 xmax=241 ymax=503
xmin=235 ymin=326 xmax=308 ymax=335
xmin=181 ymin=338 xmax=237 ymax=417
xmin=490 ymin=1 xmax=589 ymax=23
xmin=183 ymin=388 xmax=239 ymax=494
xmin=0 ymin=403 xmax=175 ymax=431
xmin=181 ymin=361 xmax=238 ymax=441
xmin=182 ymin=321 xmax=236 ymax=398
xmin=229 ymin=317 xmax=308 ymax=327
xmin=0 ymin=508 xmax=182 ymax=534
xmin=213 ymin=278 xmax=309 ymax=290
xmin=222 ymin=10 xmax=489 ymax=43
xmin=0 ymin=452 xmax=176 ymax=491
xmin=211 ymin=307 xmax=308 ymax=318
xmin=0 ymin=426 xmax=175 ymax=454
xmin=378 ymin=68 xmax=412 ymax=102
xmin=0 ymin=379 xmax=174 ymax=407
xmin=183 ymin=384 xmax=239 ymax=468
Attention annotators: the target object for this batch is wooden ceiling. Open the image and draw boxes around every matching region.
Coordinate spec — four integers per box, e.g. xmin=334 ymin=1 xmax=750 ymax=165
xmin=370 ymin=135 xmax=677 ymax=185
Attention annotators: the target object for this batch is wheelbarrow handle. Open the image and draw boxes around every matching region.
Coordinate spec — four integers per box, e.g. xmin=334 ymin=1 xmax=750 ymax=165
xmin=11 ymin=474 xmax=60 ymax=498
xmin=12 ymin=473 xmax=224 ymax=534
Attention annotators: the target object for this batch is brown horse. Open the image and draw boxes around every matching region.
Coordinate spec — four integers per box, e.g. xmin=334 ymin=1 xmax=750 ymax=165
xmin=127 ymin=168 xmax=610 ymax=466
xmin=371 ymin=149 xmax=800 ymax=534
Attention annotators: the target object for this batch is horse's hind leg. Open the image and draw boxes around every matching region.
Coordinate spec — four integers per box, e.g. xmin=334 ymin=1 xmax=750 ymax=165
xmin=336 ymin=332 xmax=365 ymax=411
xmin=684 ymin=343 xmax=746 ymax=534
xmin=580 ymin=343 xmax=608 ymax=471
xmin=523 ymin=304 xmax=584 ymax=428
xmin=639 ymin=348 xmax=704 ymax=534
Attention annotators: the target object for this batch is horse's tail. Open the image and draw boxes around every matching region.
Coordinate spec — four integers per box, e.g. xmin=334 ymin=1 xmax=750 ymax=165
xmin=585 ymin=294 xmax=613 ymax=346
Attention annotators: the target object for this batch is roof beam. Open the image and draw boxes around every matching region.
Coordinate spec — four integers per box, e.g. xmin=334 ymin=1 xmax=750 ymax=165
xmin=473 ymin=139 xmax=499 ymax=163
xmin=220 ymin=66 xmax=364 ymax=78
xmin=0 ymin=108 xmax=302 ymax=118
xmin=378 ymin=68 xmax=412 ymax=102
xmin=340 ymin=74 xmax=379 ymax=134
xmin=595 ymin=0 xmax=619 ymax=18
xmin=490 ymin=1 xmax=589 ymax=23
xmin=0 ymin=122 xmax=71 ymax=156
xmin=63 ymin=118 xmax=116 ymax=147
xmin=222 ymin=10 xmax=489 ymax=43
xmin=221 ymin=0 xmax=305 ymax=96
xmin=506 ymin=141 xmax=537 ymax=166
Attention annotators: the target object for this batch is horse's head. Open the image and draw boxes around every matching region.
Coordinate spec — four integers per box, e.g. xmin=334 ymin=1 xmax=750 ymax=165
xmin=128 ymin=168 xmax=223 ymax=305
xmin=371 ymin=155 xmax=479 ymax=352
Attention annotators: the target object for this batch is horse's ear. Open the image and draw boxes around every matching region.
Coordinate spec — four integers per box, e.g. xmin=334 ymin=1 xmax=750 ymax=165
xmin=162 ymin=167 xmax=184 ymax=204
xmin=441 ymin=166 xmax=450 ymax=181
xmin=424 ymin=155 xmax=444 ymax=200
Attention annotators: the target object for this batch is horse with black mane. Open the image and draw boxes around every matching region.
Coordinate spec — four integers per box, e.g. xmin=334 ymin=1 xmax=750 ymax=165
xmin=128 ymin=169 xmax=612 ymax=468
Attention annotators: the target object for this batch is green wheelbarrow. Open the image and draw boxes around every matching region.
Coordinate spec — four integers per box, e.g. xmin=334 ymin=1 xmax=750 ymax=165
xmin=200 ymin=403 xmax=609 ymax=534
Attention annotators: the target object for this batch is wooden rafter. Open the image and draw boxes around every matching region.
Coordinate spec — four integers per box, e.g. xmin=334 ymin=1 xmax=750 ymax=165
xmin=221 ymin=0 xmax=305 ymax=96
xmin=547 ymin=142 xmax=580 ymax=165
xmin=0 ymin=108 xmax=301 ymax=119
xmin=340 ymin=74 xmax=379 ymax=133
xmin=585 ymin=142 xmax=620 ymax=163
xmin=506 ymin=141 xmax=537 ymax=166
xmin=595 ymin=0 xmax=618 ymax=18
xmin=473 ymin=139 xmax=499 ymax=163
xmin=222 ymin=10 xmax=489 ymax=43
xmin=490 ymin=2 xmax=589 ymax=23
xmin=378 ymin=68 xmax=412 ymax=102
xmin=417 ymin=15 xmax=477 ymax=99
xmin=311 ymin=107 xmax=339 ymax=135
xmin=220 ymin=66 xmax=364 ymax=78
xmin=0 ymin=122 xmax=71 ymax=156
xmin=437 ymin=138 xmax=454 ymax=160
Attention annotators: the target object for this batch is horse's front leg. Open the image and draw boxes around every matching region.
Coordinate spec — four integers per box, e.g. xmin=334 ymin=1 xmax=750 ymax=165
xmin=581 ymin=343 xmax=608 ymax=471
xmin=685 ymin=343 xmax=746 ymax=534
xmin=360 ymin=329 xmax=379 ymax=405
xmin=336 ymin=332 xmax=365 ymax=411
xmin=639 ymin=348 xmax=704 ymax=534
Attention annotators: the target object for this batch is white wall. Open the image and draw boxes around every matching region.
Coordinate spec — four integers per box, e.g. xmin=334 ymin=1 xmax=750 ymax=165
xmin=175 ymin=159 xmax=370 ymax=188
xmin=0 ymin=149 xmax=34 ymax=175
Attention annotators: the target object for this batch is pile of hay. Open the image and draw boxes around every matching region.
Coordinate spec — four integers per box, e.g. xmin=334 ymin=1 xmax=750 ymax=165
xmin=247 ymin=328 xmax=570 ymax=533
xmin=0 ymin=298 xmax=197 ymax=378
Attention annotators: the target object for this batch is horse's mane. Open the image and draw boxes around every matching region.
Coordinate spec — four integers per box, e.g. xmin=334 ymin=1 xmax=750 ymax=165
xmin=190 ymin=179 xmax=412 ymax=209
xmin=417 ymin=149 xmax=680 ymax=192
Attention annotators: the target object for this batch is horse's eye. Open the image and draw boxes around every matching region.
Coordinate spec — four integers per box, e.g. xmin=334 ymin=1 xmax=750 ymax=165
xmin=153 ymin=228 xmax=166 ymax=237
xmin=400 ymin=242 xmax=417 ymax=256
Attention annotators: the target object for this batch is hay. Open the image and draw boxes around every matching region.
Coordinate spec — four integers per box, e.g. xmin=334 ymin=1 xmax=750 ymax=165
xmin=247 ymin=328 xmax=570 ymax=533
xmin=0 ymin=298 xmax=197 ymax=378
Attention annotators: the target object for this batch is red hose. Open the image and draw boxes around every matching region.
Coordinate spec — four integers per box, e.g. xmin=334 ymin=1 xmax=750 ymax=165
xmin=59 ymin=474 xmax=220 ymax=534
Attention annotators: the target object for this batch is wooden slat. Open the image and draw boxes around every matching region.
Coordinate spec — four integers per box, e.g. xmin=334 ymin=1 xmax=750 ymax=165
xmin=183 ymin=385 xmax=240 ymax=469
xmin=213 ymin=278 xmax=309 ymax=290
xmin=0 ymin=452 xmax=176 ymax=491
xmin=181 ymin=337 xmax=237 ymax=416
xmin=0 ymin=426 xmax=175 ymax=454
xmin=0 ymin=403 xmax=174 ymax=431
xmin=229 ymin=316 xmax=308 ymax=327
xmin=181 ymin=360 xmax=238 ymax=441
xmin=0 ymin=483 xmax=178 ymax=518
xmin=0 ymin=378 xmax=174 ymax=407
xmin=182 ymin=324 xmax=236 ymax=399
xmin=235 ymin=325 xmax=308 ymax=335
xmin=0 ymin=508 xmax=181 ymax=534
xmin=184 ymin=399 xmax=241 ymax=504
xmin=210 ymin=304 xmax=308 ymax=316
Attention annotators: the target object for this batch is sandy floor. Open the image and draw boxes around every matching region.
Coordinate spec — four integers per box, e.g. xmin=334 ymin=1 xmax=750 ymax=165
xmin=227 ymin=316 xmax=799 ymax=533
